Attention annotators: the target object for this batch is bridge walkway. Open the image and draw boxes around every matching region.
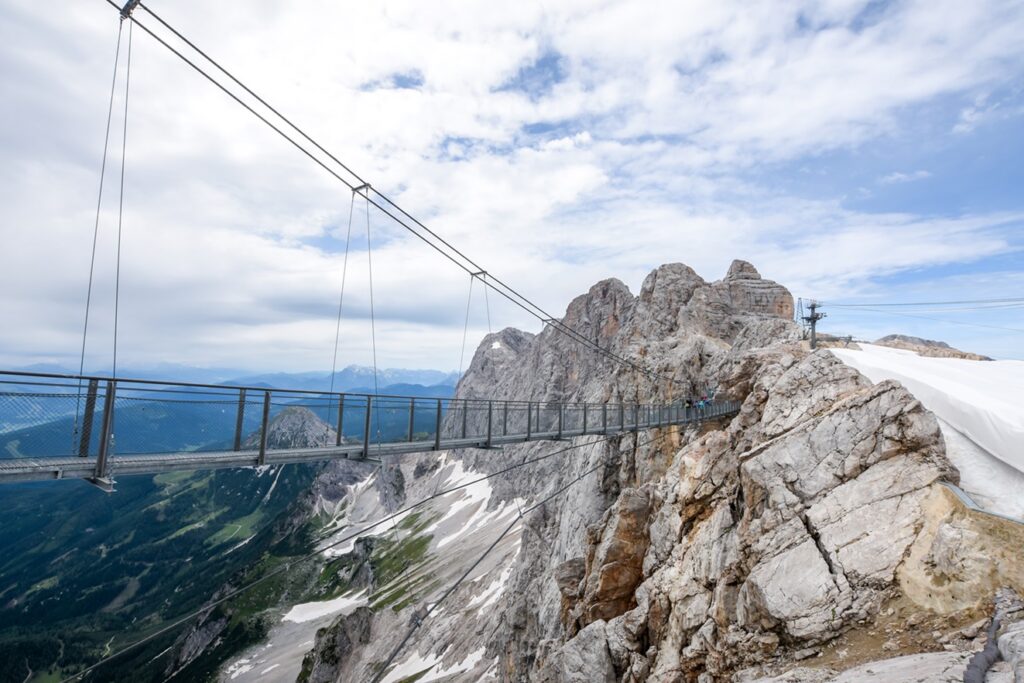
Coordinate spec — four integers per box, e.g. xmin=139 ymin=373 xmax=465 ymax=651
xmin=0 ymin=370 xmax=740 ymax=487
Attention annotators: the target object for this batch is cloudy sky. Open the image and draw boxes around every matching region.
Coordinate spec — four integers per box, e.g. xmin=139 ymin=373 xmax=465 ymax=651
xmin=1 ymin=0 xmax=1022 ymax=375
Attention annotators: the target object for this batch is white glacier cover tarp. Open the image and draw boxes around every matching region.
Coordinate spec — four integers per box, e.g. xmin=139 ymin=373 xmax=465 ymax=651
xmin=832 ymin=344 xmax=1024 ymax=519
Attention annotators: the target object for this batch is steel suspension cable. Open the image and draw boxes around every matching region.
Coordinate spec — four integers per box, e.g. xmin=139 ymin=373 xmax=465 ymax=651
xmin=60 ymin=431 xmax=635 ymax=682
xmin=830 ymin=306 xmax=1024 ymax=334
xmin=100 ymin=0 xmax=682 ymax=389
xmin=72 ymin=20 xmax=124 ymax=451
xmin=824 ymin=297 xmax=1024 ymax=307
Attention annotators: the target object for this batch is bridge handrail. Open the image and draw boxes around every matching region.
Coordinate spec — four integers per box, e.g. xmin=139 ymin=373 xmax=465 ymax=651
xmin=0 ymin=369 xmax=725 ymax=408
xmin=0 ymin=369 xmax=742 ymax=487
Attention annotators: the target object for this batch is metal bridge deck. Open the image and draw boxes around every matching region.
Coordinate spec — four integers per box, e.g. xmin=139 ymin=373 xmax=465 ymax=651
xmin=0 ymin=369 xmax=739 ymax=486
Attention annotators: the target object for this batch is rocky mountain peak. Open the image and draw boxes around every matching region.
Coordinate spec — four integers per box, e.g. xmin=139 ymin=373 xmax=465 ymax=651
xmin=726 ymin=258 xmax=762 ymax=280
xmin=242 ymin=406 xmax=336 ymax=450
xmin=284 ymin=258 xmax=1023 ymax=683
xmin=874 ymin=334 xmax=992 ymax=360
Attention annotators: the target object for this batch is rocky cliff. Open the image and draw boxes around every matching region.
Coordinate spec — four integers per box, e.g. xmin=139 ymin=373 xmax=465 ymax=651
xmin=252 ymin=261 xmax=1021 ymax=682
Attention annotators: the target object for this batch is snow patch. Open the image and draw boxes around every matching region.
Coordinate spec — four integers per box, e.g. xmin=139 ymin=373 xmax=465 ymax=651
xmin=224 ymin=657 xmax=255 ymax=679
xmin=833 ymin=344 xmax=1024 ymax=518
xmin=379 ymin=646 xmax=490 ymax=683
xmin=260 ymin=465 xmax=284 ymax=505
xmin=936 ymin=418 xmax=1024 ymax=520
xmin=282 ymin=591 xmax=366 ymax=623
xmin=466 ymin=561 xmax=516 ymax=611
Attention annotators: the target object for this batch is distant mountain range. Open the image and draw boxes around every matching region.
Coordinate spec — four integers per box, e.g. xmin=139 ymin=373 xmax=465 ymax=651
xmin=9 ymin=363 xmax=461 ymax=392
xmin=227 ymin=367 xmax=460 ymax=393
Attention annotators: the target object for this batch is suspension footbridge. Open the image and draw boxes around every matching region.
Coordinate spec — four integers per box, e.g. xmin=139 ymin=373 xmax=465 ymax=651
xmin=0 ymin=369 xmax=739 ymax=488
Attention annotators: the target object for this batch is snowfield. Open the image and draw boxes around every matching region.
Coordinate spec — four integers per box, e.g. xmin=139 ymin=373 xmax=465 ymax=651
xmin=282 ymin=590 xmax=366 ymax=623
xmin=832 ymin=344 xmax=1024 ymax=520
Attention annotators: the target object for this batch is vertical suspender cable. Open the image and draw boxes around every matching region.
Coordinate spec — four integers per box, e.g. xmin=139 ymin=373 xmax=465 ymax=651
xmin=112 ymin=19 xmax=133 ymax=382
xmin=326 ymin=193 xmax=357 ymax=444
xmin=458 ymin=275 xmax=474 ymax=377
xmin=482 ymin=273 xmax=492 ymax=336
xmin=72 ymin=21 xmax=124 ymax=451
xmin=363 ymin=192 xmax=382 ymax=448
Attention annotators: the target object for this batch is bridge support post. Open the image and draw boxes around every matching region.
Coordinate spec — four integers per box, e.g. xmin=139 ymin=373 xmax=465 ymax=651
xmin=336 ymin=395 xmax=345 ymax=447
xmin=619 ymin=403 xmax=624 ymax=430
xmin=258 ymin=391 xmax=271 ymax=465
xmin=583 ymin=403 xmax=588 ymax=434
xmin=557 ymin=403 xmax=563 ymax=439
xmin=526 ymin=401 xmax=532 ymax=440
xmin=408 ymin=398 xmax=415 ymax=442
xmin=362 ymin=396 xmax=372 ymax=459
xmin=434 ymin=399 xmax=442 ymax=451
xmin=602 ymin=403 xmax=607 ymax=434
xmin=78 ymin=379 xmax=99 ymax=457
xmin=502 ymin=401 xmax=508 ymax=437
xmin=89 ymin=380 xmax=117 ymax=491
xmin=233 ymin=388 xmax=247 ymax=452
xmin=633 ymin=404 xmax=639 ymax=432
xmin=486 ymin=401 xmax=493 ymax=447
xmin=461 ymin=400 xmax=468 ymax=439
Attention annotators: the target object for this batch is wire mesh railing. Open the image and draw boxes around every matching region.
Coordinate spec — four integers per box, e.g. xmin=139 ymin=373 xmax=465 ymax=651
xmin=0 ymin=370 xmax=741 ymax=484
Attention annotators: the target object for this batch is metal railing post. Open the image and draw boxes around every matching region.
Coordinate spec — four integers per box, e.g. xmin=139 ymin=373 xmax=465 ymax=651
xmin=258 ymin=391 xmax=271 ymax=465
xmin=583 ymin=403 xmax=588 ymax=434
xmin=78 ymin=379 xmax=99 ymax=457
xmin=362 ymin=396 xmax=372 ymax=459
xmin=619 ymin=403 xmax=624 ymax=430
xmin=94 ymin=380 xmax=116 ymax=480
xmin=633 ymin=404 xmax=639 ymax=432
xmin=336 ymin=395 xmax=345 ymax=447
xmin=502 ymin=401 xmax=508 ymax=437
xmin=462 ymin=400 xmax=468 ymax=439
xmin=602 ymin=403 xmax=607 ymax=434
xmin=233 ymin=388 xmax=247 ymax=452
xmin=527 ymin=401 xmax=532 ymax=440
xmin=557 ymin=403 xmax=563 ymax=439
xmin=434 ymin=399 xmax=442 ymax=450
xmin=486 ymin=401 xmax=493 ymax=447
xmin=408 ymin=397 xmax=415 ymax=442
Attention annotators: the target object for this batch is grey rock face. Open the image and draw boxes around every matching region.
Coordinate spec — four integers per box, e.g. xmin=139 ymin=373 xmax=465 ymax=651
xmin=297 ymin=605 xmax=372 ymax=683
xmin=170 ymin=615 xmax=228 ymax=675
xmin=283 ymin=260 xmax=989 ymax=683
xmin=748 ymin=651 xmax=970 ymax=682
xmin=242 ymin=406 xmax=337 ymax=450
xmin=536 ymin=620 xmax=617 ymax=683
xmin=542 ymin=350 xmax=955 ymax=681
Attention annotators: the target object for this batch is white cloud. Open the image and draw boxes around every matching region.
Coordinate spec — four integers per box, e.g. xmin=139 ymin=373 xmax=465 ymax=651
xmin=1 ymin=0 xmax=1023 ymax=371
xmin=878 ymin=170 xmax=931 ymax=184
